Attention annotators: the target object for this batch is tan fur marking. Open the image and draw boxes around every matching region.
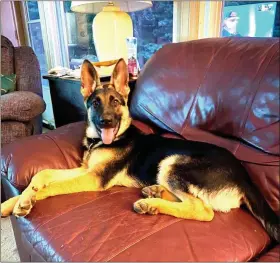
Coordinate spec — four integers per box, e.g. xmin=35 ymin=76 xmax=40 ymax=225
xmin=157 ymin=155 xmax=181 ymax=186
xmin=116 ymin=105 xmax=131 ymax=138
xmin=134 ymin=197 xmax=214 ymax=221
xmin=105 ymin=168 xmax=142 ymax=189
xmin=9 ymin=167 xmax=103 ymax=217
xmin=188 ymin=184 xmax=242 ymax=212
xmin=35 ymin=173 xmax=102 ymax=200
xmin=142 ymin=185 xmax=181 ymax=202
xmin=86 ymin=148 xmax=116 ymax=169
xmin=157 ymin=155 xmax=191 ymax=189
xmin=86 ymin=108 xmax=100 ymax=139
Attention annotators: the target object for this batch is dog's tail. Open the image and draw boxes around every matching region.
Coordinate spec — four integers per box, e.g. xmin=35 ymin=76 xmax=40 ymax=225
xmin=243 ymin=182 xmax=279 ymax=242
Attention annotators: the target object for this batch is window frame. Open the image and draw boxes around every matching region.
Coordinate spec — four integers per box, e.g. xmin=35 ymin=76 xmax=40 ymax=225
xmin=173 ymin=1 xmax=223 ymax=42
xmin=37 ymin=1 xmax=70 ymax=69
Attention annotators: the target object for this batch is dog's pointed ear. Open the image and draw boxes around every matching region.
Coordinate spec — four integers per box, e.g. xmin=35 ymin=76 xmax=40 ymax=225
xmin=110 ymin=59 xmax=130 ymax=98
xmin=81 ymin=60 xmax=100 ymax=99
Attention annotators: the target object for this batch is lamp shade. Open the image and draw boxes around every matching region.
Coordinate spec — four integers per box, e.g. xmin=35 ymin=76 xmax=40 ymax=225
xmin=71 ymin=1 xmax=153 ymax=14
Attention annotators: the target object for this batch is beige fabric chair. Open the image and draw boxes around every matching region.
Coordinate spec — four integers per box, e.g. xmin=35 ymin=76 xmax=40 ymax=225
xmin=1 ymin=35 xmax=46 ymax=145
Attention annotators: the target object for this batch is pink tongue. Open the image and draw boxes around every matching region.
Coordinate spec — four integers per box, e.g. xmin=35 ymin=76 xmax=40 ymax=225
xmin=101 ymin=128 xmax=115 ymax=144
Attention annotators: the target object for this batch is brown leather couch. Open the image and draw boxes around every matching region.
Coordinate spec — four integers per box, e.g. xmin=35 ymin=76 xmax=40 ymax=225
xmin=1 ymin=38 xmax=279 ymax=261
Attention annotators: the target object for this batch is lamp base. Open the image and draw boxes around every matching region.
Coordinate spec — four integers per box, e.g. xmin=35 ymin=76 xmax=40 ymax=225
xmin=92 ymin=5 xmax=133 ymax=64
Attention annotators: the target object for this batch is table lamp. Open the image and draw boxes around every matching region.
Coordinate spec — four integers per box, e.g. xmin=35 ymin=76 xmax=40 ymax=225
xmin=71 ymin=1 xmax=152 ymax=64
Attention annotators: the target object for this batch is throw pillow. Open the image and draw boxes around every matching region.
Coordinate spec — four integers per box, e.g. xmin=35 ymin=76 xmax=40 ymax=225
xmin=1 ymin=74 xmax=16 ymax=95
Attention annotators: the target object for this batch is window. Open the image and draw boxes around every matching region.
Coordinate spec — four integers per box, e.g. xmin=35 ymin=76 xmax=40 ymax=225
xmin=130 ymin=1 xmax=173 ymax=68
xmin=63 ymin=1 xmax=173 ymax=69
xmin=25 ymin=1 xmax=224 ymax=73
xmin=25 ymin=1 xmax=48 ymax=86
xmin=24 ymin=1 xmax=55 ymax=127
xmin=63 ymin=1 xmax=97 ymax=68
xmin=221 ymin=1 xmax=279 ymax=37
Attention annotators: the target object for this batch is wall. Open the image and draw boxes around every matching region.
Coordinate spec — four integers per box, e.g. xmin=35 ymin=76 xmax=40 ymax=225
xmin=1 ymin=1 xmax=19 ymax=46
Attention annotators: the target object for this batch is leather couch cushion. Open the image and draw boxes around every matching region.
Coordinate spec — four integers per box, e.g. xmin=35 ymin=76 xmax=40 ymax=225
xmin=1 ymin=122 xmax=85 ymax=191
xmin=131 ymin=37 xmax=279 ymax=156
xmin=17 ymin=187 xmax=270 ymax=262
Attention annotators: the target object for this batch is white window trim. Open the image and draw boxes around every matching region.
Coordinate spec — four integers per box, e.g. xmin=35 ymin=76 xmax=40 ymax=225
xmin=173 ymin=1 xmax=190 ymax=42
xmin=173 ymin=0 xmax=223 ymax=42
xmin=55 ymin=1 xmax=70 ymax=68
xmin=20 ymin=2 xmax=31 ymax=47
xmin=37 ymin=1 xmax=69 ymax=69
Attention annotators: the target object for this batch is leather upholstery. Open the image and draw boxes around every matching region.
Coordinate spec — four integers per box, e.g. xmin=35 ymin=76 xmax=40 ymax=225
xmin=16 ymin=186 xmax=270 ymax=262
xmin=1 ymin=121 xmax=277 ymax=262
xmin=131 ymin=37 xmax=280 ymax=213
xmin=131 ymin=37 xmax=279 ymax=155
xmin=257 ymin=245 xmax=280 ymax=262
xmin=1 ymin=38 xmax=279 ymax=262
xmin=1 ymin=122 xmax=85 ymax=191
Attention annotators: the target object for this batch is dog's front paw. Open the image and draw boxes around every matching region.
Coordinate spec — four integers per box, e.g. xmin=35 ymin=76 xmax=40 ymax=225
xmin=133 ymin=199 xmax=159 ymax=215
xmin=13 ymin=194 xmax=36 ymax=217
xmin=141 ymin=185 xmax=164 ymax=199
xmin=1 ymin=203 xmax=13 ymax=218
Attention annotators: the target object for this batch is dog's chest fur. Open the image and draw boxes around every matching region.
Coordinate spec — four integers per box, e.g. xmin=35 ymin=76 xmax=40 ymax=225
xmin=83 ymin=137 xmax=142 ymax=189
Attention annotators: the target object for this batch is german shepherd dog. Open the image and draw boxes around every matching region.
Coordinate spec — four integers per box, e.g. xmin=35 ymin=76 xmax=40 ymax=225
xmin=1 ymin=59 xmax=279 ymax=242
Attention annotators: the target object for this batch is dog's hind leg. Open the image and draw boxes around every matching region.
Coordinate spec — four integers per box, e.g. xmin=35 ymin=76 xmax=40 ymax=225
xmin=6 ymin=167 xmax=102 ymax=217
xmin=135 ymin=155 xmax=214 ymax=221
xmin=133 ymin=194 xmax=214 ymax=221
xmin=141 ymin=185 xmax=181 ymax=202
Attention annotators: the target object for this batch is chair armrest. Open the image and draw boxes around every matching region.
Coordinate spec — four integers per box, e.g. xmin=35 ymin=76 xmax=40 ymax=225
xmin=14 ymin=46 xmax=43 ymax=96
xmin=1 ymin=91 xmax=46 ymax=122
xmin=1 ymin=122 xmax=86 ymax=191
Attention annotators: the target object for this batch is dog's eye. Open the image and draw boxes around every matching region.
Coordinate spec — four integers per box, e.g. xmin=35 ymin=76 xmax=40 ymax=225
xmin=93 ymin=100 xmax=99 ymax=108
xmin=113 ymin=99 xmax=120 ymax=107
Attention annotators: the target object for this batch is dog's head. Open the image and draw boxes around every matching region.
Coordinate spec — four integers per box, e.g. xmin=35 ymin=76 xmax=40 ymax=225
xmin=81 ymin=58 xmax=131 ymax=145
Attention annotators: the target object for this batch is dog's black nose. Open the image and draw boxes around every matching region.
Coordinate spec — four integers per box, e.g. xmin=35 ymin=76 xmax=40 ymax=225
xmin=100 ymin=117 xmax=112 ymax=125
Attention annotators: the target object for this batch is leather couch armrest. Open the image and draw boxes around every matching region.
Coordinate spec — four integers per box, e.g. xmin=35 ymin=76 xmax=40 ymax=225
xmin=1 ymin=120 xmax=156 ymax=192
xmin=1 ymin=122 xmax=86 ymax=191
xmin=1 ymin=91 xmax=46 ymax=122
xmin=131 ymin=119 xmax=156 ymax=134
xmin=257 ymin=245 xmax=280 ymax=262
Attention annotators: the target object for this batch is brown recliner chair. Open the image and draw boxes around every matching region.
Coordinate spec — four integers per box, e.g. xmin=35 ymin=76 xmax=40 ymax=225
xmin=1 ymin=35 xmax=46 ymax=145
xmin=1 ymin=38 xmax=279 ymax=261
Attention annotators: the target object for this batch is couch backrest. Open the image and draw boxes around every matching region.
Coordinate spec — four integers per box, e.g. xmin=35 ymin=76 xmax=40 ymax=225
xmin=1 ymin=35 xmax=15 ymax=75
xmin=131 ymin=37 xmax=279 ymax=156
